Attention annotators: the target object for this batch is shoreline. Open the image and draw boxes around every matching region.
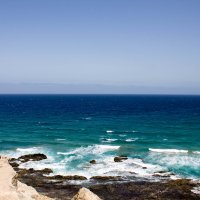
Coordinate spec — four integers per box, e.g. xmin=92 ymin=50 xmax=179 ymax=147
xmin=0 ymin=156 xmax=101 ymax=200
xmin=1 ymin=153 xmax=200 ymax=200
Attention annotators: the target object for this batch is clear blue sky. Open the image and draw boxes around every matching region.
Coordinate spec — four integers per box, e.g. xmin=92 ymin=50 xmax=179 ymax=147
xmin=0 ymin=0 xmax=200 ymax=94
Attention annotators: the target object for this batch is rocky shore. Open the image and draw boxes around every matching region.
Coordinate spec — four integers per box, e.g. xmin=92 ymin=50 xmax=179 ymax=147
xmin=0 ymin=156 xmax=101 ymax=200
xmin=2 ymin=153 xmax=200 ymax=200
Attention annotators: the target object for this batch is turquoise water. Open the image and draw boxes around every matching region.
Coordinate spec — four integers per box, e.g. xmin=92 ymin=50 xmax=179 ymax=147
xmin=0 ymin=95 xmax=200 ymax=180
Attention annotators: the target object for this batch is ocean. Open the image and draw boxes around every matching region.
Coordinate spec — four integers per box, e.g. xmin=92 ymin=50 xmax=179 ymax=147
xmin=0 ymin=95 xmax=200 ymax=181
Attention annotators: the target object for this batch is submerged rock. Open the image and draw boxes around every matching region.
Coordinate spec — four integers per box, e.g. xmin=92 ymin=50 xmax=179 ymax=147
xmin=114 ymin=156 xmax=128 ymax=162
xmin=71 ymin=187 xmax=101 ymax=200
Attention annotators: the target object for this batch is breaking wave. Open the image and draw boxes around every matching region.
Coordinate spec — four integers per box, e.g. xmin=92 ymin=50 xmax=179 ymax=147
xmin=149 ymin=148 xmax=188 ymax=153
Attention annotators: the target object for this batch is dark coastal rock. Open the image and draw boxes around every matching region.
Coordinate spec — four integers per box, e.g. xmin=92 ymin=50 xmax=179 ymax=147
xmin=114 ymin=156 xmax=128 ymax=162
xmin=167 ymin=179 xmax=197 ymax=188
xmin=157 ymin=170 xmax=168 ymax=174
xmin=18 ymin=153 xmax=47 ymax=162
xmin=25 ymin=168 xmax=53 ymax=174
xmin=90 ymin=176 xmax=123 ymax=181
xmin=9 ymin=161 xmax=19 ymax=168
xmin=90 ymin=180 xmax=200 ymax=200
xmin=90 ymin=160 xmax=96 ymax=164
xmin=17 ymin=168 xmax=53 ymax=179
xmin=48 ymin=175 xmax=87 ymax=180
xmin=9 ymin=158 xmax=20 ymax=168
xmin=9 ymin=158 xmax=17 ymax=162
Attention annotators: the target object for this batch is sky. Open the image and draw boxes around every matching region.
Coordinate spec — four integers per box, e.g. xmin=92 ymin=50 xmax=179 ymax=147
xmin=0 ymin=0 xmax=200 ymax=94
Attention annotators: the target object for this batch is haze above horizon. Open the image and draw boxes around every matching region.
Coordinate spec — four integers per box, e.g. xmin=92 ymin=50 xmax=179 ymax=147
xmin=0 ymin=0 xmax=200 ymax=94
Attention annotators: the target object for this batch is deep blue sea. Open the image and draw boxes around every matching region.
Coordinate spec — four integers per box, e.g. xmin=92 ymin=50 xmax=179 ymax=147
xmin=0 ymin=95 xmax=200 ymax=181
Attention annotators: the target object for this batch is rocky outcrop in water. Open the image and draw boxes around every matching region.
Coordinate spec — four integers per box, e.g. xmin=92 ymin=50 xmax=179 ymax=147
xmin=18 ymin=153 xmax=47 ymax=162
xmin=114 ymin=156 xmax=128 ymax=162
xmin=9 ymin=153 xmax=47 ymax=164
xmin=89 ymin=160 xmax=96 ymax=164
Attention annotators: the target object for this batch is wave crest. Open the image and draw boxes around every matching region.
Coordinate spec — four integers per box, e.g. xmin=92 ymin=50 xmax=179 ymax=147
xmin=149 ymin=148 xmax=188 ymax=153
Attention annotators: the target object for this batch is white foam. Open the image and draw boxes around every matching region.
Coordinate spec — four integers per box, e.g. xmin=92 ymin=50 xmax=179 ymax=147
xmin=193 ymin=151 xmax=200 ymax=154
xmin=149 ymin=148 xmax=188 ymax=153
xmin=147 ymin=151 xmax=200 ymax=173
xmin=19 ymin=158 xmax=64 ymax=172
xmin=74 ymin=157 xmax=163 ymax=178
xmin=119 ymin=134 xmax=126 ymax=137
xmin=98 ymin=145 xmax=120 ymax=150
xmin=7 ymin=144 xmax=197 ymax=181
xmin=103 ymin=138 xmax=118 ymax=143
xmin=0 ymin=146 xmax=48 ymax=159
xmin=12 ymin=145 xmax=172 ymax=180
xmin=57 ymin=152 xmax=69 ymax=155
xmin=106 ymin=130 xmax=114 ymax=133
xmin=191 ymin=186 xmax=200 ymax=194
xmin=125 ymin=138 xmax=136 ymax=142
xmin=16 ymin=147 xmax=40 ymax=152
xmin=57 ymin=145 xmax=120 ymax=157
xmin=1 ymin=145 xmax=152 ymax=179
xmin=54 ymin=144 xmax=165 ymax=179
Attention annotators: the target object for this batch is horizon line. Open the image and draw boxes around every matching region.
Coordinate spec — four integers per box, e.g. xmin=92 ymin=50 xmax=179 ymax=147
xmin=0 ymin=93 xmax=200 ymax=96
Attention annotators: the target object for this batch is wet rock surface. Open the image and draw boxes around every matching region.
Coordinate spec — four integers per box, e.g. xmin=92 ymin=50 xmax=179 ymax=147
xmin=89 ymin=160 xmax=96 ymax=164
xmin=11 ymin=154 xmax=200 ymax=200
xmin=9 ymin=153 xmax=47 ymax=163
xmin=114 ymin=156 xmax=128 ymax=162
xmin=48 ymin=175 xmax=87 ymax=180
xmin=90 ymin=180 xmax=200 ymax=200
xmin=18 ymin=153 xmax=47 ymax=162
xmin=90 ymin=176 xmax=123 ymax=181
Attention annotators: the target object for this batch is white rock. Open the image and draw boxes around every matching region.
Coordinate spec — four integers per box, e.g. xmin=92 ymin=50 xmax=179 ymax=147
xmin=71 ymin=187 xmax=101 ymax=200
